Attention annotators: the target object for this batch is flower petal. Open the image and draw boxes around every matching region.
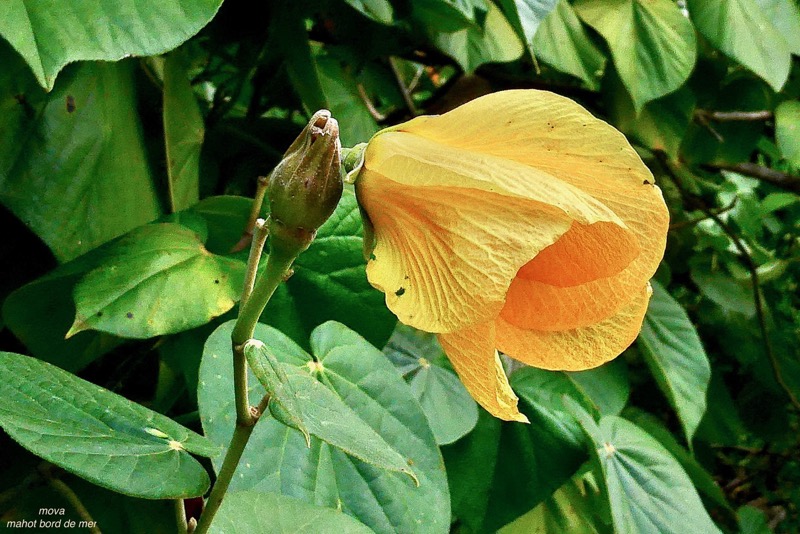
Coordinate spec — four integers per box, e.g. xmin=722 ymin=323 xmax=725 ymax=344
xmin=438 ymin=322 xmax=528 ymax=423
xmin=495 ymin=284 xmax=652 ymax=371
xmin=399 ymin=90 xmax=668 ymax=332
xmin=357 ymin=171 xmax=573 ymax=333
xmin=364 ymin=131 xmax=627 ymax=228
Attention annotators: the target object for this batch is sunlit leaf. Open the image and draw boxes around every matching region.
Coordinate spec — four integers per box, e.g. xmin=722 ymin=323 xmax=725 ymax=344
xmin=0 ymin=0 xmax=223 ymax=89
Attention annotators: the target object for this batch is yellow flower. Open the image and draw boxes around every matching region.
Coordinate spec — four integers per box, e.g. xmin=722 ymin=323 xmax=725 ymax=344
xmin=354 ymin=90 xmax=669 ymax=422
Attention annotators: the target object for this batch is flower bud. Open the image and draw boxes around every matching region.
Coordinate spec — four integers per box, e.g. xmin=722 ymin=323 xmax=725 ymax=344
xmin=267 ymin=110 xmax=343 ymax=249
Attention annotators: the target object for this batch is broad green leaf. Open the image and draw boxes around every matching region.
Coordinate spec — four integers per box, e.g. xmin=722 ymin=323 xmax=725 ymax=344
xmin=199 ymin=321 xmax=450 ymax=534
xmin=163 ymin=50 xmax=204 ymax=213
xmin=411 ymin=0 xmax=489 ymax=32
xmin=0 ymin=0 xmax=223 ymax=90
xmin=211 ymin=491 xmax=373 ymax=533
xmin=497 ymin=0 xmax=558 ymax=57
xmin=606 ymin=69 xmax=696 ymax=159
xmin=67 ymin=223 xmax=245 ymax=339
xmin=444 ymin=369 xmax=596 ymax=532
xmin=342 ymin=0 xmax=394 ymax=24
xmin=498 ymin=476 xmax=611 ymax=534
xmin=0 ymin=351 xmax=218 ymax=499
xmin=566 ymin=359 xmax=630 ymax=416
xmin=755 ymin=0 xmax=800 ymax=56
xmin=532 ymin=0 xmax=605 ymax=90
xmin=383 ymin=323 xmax=479 ymax=445
xmin=687 ymin=0 xmax=791 ymax=91
xmin=637 ymin=281 xmax=711 ymax=442
xmin=567 ymin=401 xmax=722 ymax=534
xmin=575 ymin=0 xmax=696 ymax=112
xmin=245 ymin=339 xmax=416 ymax=481
xmin=624 ymin=408 xmax=731 ymax=511
xmin=432 ymin=1 xmax=524 ymax=73
xmin=0 ymin=48 xmax=161 ymax=262
xmin=264 ymin=192 xmax=397 ymax=349
xmin=776 ymin=100 xmax=800 ymax=166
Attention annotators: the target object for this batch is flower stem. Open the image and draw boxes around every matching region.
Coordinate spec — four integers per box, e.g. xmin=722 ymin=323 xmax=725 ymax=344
xmin=193 ymin=230 xmax=305 ymax=533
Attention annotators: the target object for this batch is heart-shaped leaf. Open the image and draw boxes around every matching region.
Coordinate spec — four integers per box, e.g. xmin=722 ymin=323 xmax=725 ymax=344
xmin=0 ymin=0 xmax=223 ymax=90
xmin=383 ymin=323 xmax=478 ymax=445
xmin=0 ymin=351 xmax=218 ymax=499
xmin=567 ymin=399 xmax=721 ymax=534
xmin=67 ymin=223 xmax=245 ymax=339
xmin=199 ymin=321 xmax=449 ymax=533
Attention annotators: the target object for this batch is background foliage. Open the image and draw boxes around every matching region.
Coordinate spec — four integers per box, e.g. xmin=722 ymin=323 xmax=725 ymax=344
xmin=1 ymin=0 xmax=799 ymax=532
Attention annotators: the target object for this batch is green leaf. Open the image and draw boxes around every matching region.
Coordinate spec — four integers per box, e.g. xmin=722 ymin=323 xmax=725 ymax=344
xmin=0 ymin=49 xmax=161 ymax=262
xmin=776 ymin=100 xmax=800 ymax=166
xmin=163 ymin=50 xmax=204 ymax=213
xmin=264 ymin=192 xmax=397 ymax=349
xmin=244 ymin=339 xmax=417 ymax=481
xmin=498 ymin=476 xmax=611 ymax=534
xmin=198 ymin=321 xmax=450 ymax=534
xmin=567 ymin=401 xmax=722 ymax=534
xmin=341 ymin=0 xmax=394 ymax=24
xmin=411 ymin=0 xmax=489 ymax=32
xmin=532 ymin=0 xmax=606 ymax=90
xmin=0 ymin=351 xmax=218 ymax=499
xmin=574 ymin=0 xmax=696 ymax=112
xmin=211 ymin=491 xmax=374 ymax=533
xmin=687 ymin=0 xmax=791 ymax=91
xmin=0 ymin=0 xmax=223 ymax=90
xmin=497 ymin=0 xmax=558 ymax=57
xmin=432 ymin=1 xmax=524 ymax=73
xmin=383 ymin=323 xmax=479 ymax=445
xmin=624 ymin=408 xmax=731 ymax=511
xmin=444 ymin=369 xmax=595 ymax=532
xmin=637 ymin=281 xmax=711 ymax=442
xmin=755 ymin=0 xmax=800 ymax=56
xmin=68 ymin=223 xmax=245 ymax=339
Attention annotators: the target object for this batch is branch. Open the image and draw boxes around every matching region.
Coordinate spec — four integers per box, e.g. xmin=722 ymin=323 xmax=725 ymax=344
xmin=705 ymin=162 xmax=800 ymax=195
xmin=655 ymin=152 xmax=800 ymax=412
xmin=694 ymin=109 xmax=773 ymax=123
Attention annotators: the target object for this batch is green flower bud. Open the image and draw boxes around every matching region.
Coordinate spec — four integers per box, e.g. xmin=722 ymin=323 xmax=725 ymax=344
xmin=267 ymin=110 xmax=343 ymax=251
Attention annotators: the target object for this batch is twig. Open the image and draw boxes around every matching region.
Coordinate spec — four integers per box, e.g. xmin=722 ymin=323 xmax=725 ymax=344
xmin=357 ymin=84 xmax=386 ymax=121
xmin=231 ymin=176 xmax=270 ymax=253
xmin=704 ymin=162 xmax=800 ymax=195
xmin=388 ymin=57 xmax=418 ymax=116
xmin=694 ymin=109 xmax=773 ymax=123
xmin=241 ymin=218 xmax=269 ymax=306
xmin=656 ymin=152 xmax=800 ymax=412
